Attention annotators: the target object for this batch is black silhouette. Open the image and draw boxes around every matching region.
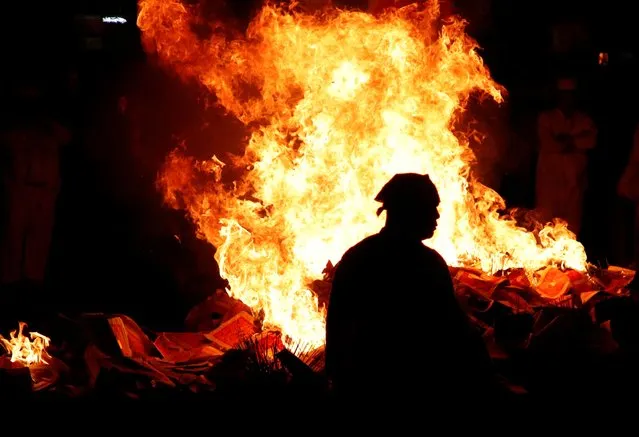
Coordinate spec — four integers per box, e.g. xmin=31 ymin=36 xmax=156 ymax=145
xmin=325 ymin=173 xmax=496 ymax=407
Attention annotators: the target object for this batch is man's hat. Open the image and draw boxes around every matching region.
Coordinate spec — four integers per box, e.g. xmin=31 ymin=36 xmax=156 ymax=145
xmin=375 ymin=173 xmax=440 ymax=216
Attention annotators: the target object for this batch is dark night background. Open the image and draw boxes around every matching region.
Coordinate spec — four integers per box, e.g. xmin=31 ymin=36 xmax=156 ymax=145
xmin=0 ymin=0 xmax=637 ymax=331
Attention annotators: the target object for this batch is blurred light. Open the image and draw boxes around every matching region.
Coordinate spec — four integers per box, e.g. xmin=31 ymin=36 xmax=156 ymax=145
xmin=598 ymin=52 xmax=609 ymax=66
xmin=102 ymin=16 xmax=127 ymax=24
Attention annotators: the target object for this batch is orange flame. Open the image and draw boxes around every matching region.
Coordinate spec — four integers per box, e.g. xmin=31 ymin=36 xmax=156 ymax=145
xmin=138 ymin=1 xmax=587 ymax=348
xmin=0 ymin=322 xmax=51 ymax=366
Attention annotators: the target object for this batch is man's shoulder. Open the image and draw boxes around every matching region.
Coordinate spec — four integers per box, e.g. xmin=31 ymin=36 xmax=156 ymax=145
xmin=339 ymin=234 xmax=383 ymax=263
xmin=420 ymin=244 xmax=449 ymax=267
xmin=337 ymin=234 xmax=450 ymax=268
xmin=331 ymin=235 xmax=382 ymax=284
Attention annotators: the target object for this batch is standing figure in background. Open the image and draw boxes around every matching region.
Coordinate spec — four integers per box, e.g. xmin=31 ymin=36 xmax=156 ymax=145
xmin=535 ymin=78 xmax=597 ymax=236
xmin=0 ymin=79 xmax=70 ymax=287
xmin=618 ymin=123 xmax=639 ymax=268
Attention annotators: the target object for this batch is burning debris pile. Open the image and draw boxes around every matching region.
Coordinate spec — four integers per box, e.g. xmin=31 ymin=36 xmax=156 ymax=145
xmin=450 ymin=264 xmax=636 ymax=340
xmin=448 ymin=264 xmax=639 ymax=397
xmin=452 ymin=265 xmax=635 ymax=308
xmin=0 ymin=265 xmax=636 ymax=400
xmin=0 ymin=322 xmax=65 ymax=395
xmin=0 ymin=294 xmax=326 ymax=399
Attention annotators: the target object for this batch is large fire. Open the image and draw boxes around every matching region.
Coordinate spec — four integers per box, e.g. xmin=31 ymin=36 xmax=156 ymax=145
xmin=137 ymin=0 xmax=587 ymax=348
xmin=0 ymin=322 xmax=51 ymax=367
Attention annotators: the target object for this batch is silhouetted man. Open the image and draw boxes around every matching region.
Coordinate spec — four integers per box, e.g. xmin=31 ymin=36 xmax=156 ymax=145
xmin=325 ymin=173 xmax=495 ymax=409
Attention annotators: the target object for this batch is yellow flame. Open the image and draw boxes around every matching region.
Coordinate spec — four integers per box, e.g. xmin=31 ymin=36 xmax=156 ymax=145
xmin=0 ymin=322 xmax=51 ymax=366
xmin=138 ymin=1 xmax=588 ymax=348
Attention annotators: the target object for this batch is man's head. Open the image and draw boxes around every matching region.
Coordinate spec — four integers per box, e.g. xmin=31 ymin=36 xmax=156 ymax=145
xmin=375 ymin=173 xmax=440 ymax=241
xmin=556 ymin=78 xmax=577 ymax=116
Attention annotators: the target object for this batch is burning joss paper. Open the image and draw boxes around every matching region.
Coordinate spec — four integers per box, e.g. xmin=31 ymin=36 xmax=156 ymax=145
xmin=154 ymin=332 xmax=224 ymax=363
xmin=534 ymin=267 xmax=572 ymax=299
xmin=596 ymin=266 xmax=636 ymax=294
xmin=205 ymin=312 xmax=259 ymax=351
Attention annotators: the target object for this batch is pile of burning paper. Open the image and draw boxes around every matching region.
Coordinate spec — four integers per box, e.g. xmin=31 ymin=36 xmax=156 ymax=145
xmin=79 ymin=307 xmax=282 ymax=396
xmin=0 ymin=262 xmax=634 ymax=399
xmin=0 ymin=289 xmax=324 ymax=399
xmin=0 ymin=322 xmax=67 ymax=397
xmin=449 ymin=264 xmax=639 ymax=395
xmin=452 ymin=264 xmax=635 ymax=320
